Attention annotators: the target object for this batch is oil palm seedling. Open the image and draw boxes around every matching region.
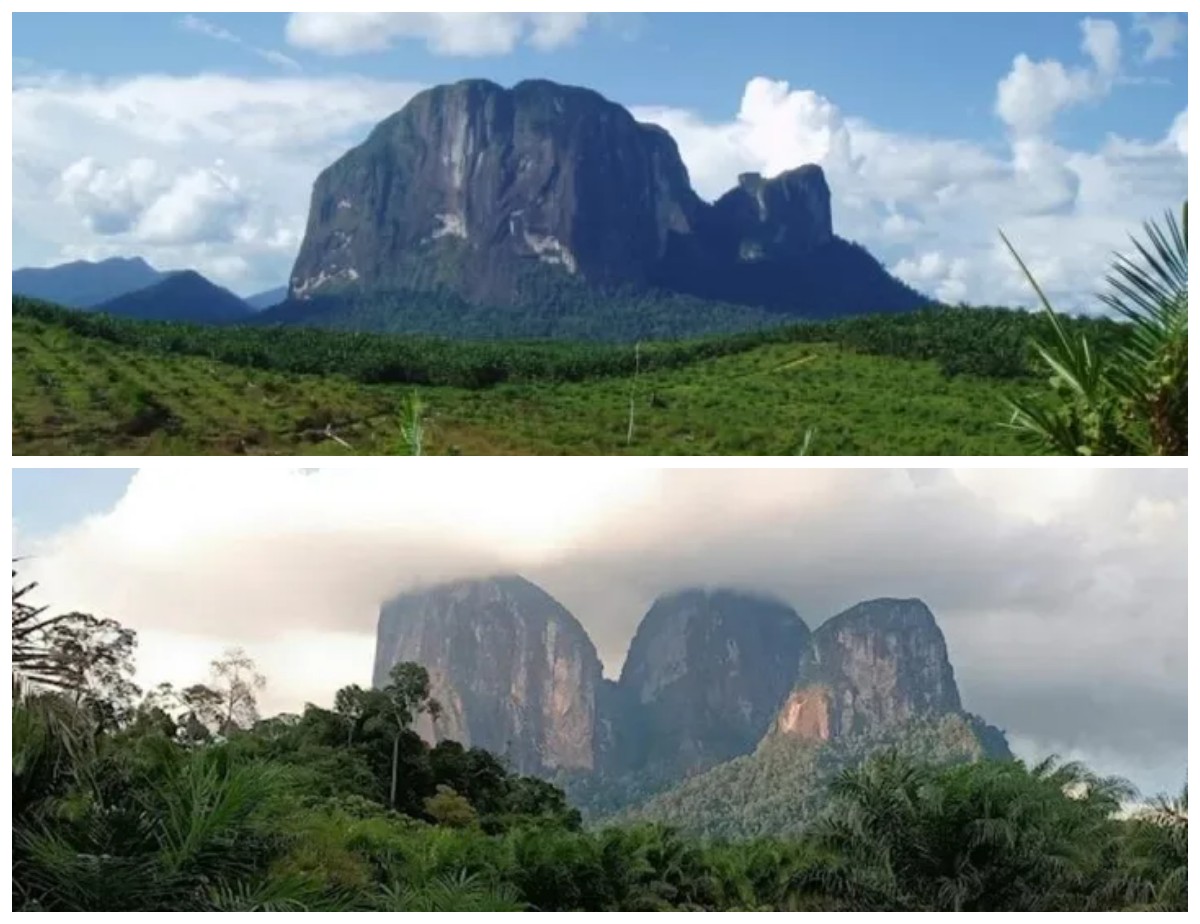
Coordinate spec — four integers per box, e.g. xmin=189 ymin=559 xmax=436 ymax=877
xmin=1001 ymin=203 xmax=1187 ymax=455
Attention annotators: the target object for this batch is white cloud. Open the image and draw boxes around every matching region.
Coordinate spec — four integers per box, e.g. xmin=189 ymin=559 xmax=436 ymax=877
xmin=1080 ymin=17 xmax=1122 ymax=81
xmin=58 ymin=156 xmax=250 ymax=246
xmin=635 ymin=59 xmax=1184 ymax=310
xmin=995 ymin=18 xmax=1120 ymax=137
xmin=58 ymin=156 xmax=161 ymax=235
xmin=286 ymin=12 xmax=590 ymax=57
xmin=892 ymin=251 xmax=971 ymax=304
xmin=14 ymin=467 xmax=1185 ymax=796
xmin=1133 ymin=13 xmax=1187 ymax=62
xmin=135 ymin=165 xmax=249 ymax=246
xmin=1167 ymin=108 xmax=1188 ymax=154
xmin=180 ymin=14 xmax=301 ymax=72
xmin=13 ymin=72 xmax=423 ymax=292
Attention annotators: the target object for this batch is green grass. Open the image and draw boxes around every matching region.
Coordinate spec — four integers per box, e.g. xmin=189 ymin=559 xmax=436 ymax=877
xmin=13 ymin=313 xmax=1031 ymax=455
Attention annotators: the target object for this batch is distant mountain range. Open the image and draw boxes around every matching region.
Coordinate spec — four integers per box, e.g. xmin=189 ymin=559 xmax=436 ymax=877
xmin=12 ymin=257 xmax=165 ymax=308
xmin=11 ymin=256 xmax=285 ymax=323
xmin=373 ymin=576 xmax=1009 ymax=829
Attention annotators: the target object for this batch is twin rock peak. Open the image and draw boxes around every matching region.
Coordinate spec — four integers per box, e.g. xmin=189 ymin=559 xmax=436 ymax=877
xmin=372 ymin=575 xmax=1004 ymax=779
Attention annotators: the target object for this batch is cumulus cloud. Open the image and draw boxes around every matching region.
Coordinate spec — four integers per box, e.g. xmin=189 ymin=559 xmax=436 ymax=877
xmin=635 ymin=59 xmax=1185 ymax=309
xmin=892 ymin=251 xmax=971 ymax=303
xmin=13 ymin=72 xmax=423 ymax=292
xmin=14 ymin=467 xmax=1186 ymax=797
xmin=58 ymin=156 xmax=250 ymax=246
xmin=995 ymin=18 xmax=1120 ymax=137
xmin=286 ymin=12 xmax=590 ymax=57
xmin=1133 ymin=13 xmax=1187 ymax=62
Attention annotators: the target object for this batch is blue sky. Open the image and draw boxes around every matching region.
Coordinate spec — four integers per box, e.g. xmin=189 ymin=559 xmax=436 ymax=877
xmin=12 ymin=469 xmax=135 ymax=546
xmin=12 ymin=12 xmax=1189 ymax=305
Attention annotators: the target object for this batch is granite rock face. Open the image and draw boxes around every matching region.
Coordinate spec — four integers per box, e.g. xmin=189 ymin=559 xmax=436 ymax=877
xmin=612 ymin=589 xmax=810 ymax=774
xmin=772 ymin=598 xmax=963 ymax=742
xmin=290 ymin=79 xmax=704 ymax=304
xmin=373 ymin=575 xmax=605 ymax=774
xmin=288 ymin=78 xmax=925 ymax=318
xmin=709 ymin=167 xmax=833 ymax=263
xmin=372 ymin=579 xmax=1010 ymax=797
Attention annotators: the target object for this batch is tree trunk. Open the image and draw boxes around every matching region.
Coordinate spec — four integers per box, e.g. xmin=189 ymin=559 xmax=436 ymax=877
xmin=390 ymin=733 xmax=400 ymax=809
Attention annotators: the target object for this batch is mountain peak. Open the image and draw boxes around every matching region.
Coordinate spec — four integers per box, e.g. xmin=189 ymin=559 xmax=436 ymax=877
xmin=822 ymin=597 xmax=939 ymax=632
xmin=286 ymin=77 xmax=924 ymax=325
xmin=13 ymin=255 xmax=164 ymax=308
xmin=612 ymin=587 xmax=809 ymax=774
xmin=373 ymin=575 xmax=603 ymax=774
xmin=772 ymin=597 xmax=962 ymax=743
xmin=94 ymin=270 xmax=252 ymax=324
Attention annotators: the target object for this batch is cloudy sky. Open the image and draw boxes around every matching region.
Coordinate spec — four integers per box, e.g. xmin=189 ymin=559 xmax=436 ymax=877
xmin=12 ymin=11 xmax=1188 ymax=307
xmin=12 ymin=465 xmax=1187 ymax=797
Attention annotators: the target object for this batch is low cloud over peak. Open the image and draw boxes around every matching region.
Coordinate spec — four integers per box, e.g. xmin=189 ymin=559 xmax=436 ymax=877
xmin=15 ymin=467 xmax=1186 ymax=797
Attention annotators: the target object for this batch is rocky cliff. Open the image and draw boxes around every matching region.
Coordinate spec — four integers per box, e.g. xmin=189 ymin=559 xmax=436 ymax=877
xmin=287 ymin=78 xmax=925 ymax=324
xmin=290 ymin=79 xmax=703 ymax=305
xmin=771 ymin=598 xmax=964 ymax=742
xmin=372 ymin=578 xmax=1010 ymax=815
xmin=615 ymin=589 xmax=810 ymax=774
xmin=373 ymin=575 xmax=605 ymax=774
xmin=709 ymin=167 xmax=833 ymax=263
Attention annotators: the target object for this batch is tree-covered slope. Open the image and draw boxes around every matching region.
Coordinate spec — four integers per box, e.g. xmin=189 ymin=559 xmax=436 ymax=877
xmin=617 ymin=713 xmax=1010 ymax=840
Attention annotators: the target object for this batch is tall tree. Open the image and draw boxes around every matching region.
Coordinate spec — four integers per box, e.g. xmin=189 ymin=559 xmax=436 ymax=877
xmin=44 ymin=613 xmax=140 ymax=727
xmin=208 ymin=648 xmax=267 ymax=734
xmin=333 ymin=684 xmax=370 ymax=747
xmin=377 ymin=662 xmax=440 ymax=810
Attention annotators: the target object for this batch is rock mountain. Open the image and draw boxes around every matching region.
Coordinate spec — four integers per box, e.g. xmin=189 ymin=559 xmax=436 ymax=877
xmin=372 ymin=575 xmax=1007 ymax=785
xmin=287 ymin=79 xmax=924 ymax=329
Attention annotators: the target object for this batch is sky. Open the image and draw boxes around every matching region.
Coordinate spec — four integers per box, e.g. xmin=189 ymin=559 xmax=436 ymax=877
xmin=10 ymin=11 xmax=1189 ymax=308
xmin=10 ymin=465 xmax=1187 ymax=799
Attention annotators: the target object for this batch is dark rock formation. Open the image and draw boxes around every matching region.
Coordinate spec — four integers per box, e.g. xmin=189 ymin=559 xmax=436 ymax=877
xmin=615 ymin=589 xmax=810 ymax=773
xmin=772 ymin=598 xmax=964 ymax=742
xmin=709 ymin=167 xmax=833 ymax=263
xmin=290 ymin=79 xmax=704 ymax=306
xmin=371 ymin=578 xmax=1011 ymax=821
xmin=373 ymin=575 xmax=605 ymax=775
xmin=287 ymin=78 xmax=926 ymax=326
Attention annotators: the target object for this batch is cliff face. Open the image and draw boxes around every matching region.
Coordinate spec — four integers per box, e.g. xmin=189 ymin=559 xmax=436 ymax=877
xmin=289 ymin=79 xmax=704 ymax=305
xmin=373 ymin=575 xmax=605 ymax=774
xmin=771 ymin=598 xmax=963 ymax=742
xmin=614 ymin=589 xmax=810 ymax=773
xmin=709 ymin=167 xmax=833 ymax=263
xmin=372 ymin=579 xmax=1010 ymax=807
xmin=287 ymin=78 xmax=925 ymax=319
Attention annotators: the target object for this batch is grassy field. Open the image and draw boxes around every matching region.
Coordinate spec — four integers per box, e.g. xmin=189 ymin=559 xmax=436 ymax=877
xmin=13 ymin=312 xmax=1032 ymax=455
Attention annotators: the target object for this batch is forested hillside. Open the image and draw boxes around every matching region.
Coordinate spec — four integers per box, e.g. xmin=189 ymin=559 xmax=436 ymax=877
xmin=12 ymin=576 xmax=1187 ymax=911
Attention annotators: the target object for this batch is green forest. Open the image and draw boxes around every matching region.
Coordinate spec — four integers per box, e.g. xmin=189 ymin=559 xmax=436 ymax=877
xmin=12 ymin=576 xmax=1187 ymax=912
xmin=14 ymin=296 xmax=1128 ymax=388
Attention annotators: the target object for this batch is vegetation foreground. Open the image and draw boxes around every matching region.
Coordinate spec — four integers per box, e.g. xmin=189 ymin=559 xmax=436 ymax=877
xmin=12 ymin=299 xmax=1125 ymax=456
xmin=11 ymin=574 xmax=1187 ymax=911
